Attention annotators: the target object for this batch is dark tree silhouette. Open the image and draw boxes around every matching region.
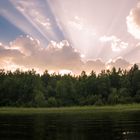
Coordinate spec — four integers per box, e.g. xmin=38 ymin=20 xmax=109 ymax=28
xmin=0 ymin=64 xmax=140 ymax=107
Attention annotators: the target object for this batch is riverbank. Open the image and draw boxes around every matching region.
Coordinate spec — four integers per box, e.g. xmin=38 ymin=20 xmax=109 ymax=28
xmin=0 ymin=104 xmax=140 ymax=114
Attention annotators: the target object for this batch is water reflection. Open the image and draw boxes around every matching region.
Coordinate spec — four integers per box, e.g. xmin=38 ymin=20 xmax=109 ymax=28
xmin=0 ymin=111 xmax=140 ymax=140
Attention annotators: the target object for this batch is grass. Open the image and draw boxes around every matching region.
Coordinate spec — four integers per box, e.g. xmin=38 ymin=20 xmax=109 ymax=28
xmin=0 ymin=104 xmax=140 ymax=115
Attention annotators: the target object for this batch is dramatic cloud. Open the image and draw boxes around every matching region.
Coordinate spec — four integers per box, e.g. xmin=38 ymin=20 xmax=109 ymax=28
xmin=0 ymin=35 xmax=135 ymax=74
xmin=127 ymin=2 xmax=140 ymax=39
xmin=1 ymin=0 xmax=139 ymax=69
xmin=10 ymin=35 xmax=41 ymax=56
xmin=0 ymin=36 xmax=83 ymax=73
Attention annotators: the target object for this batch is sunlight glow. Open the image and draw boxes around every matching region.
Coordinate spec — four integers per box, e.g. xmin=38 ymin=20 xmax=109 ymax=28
xmin=59 ymin=69 xmax=73 ymax=75
xmin=48 ymin=0 xmax=97 ymax=56
xmin=0 ymin=0 xmax=139 ymax=74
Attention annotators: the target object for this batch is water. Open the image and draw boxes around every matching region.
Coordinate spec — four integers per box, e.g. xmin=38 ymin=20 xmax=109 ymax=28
xmin=0 ymin=111 xmax=140 ymax=140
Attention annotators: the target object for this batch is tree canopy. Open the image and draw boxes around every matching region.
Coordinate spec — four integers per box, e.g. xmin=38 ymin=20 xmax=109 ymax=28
xmin=0 ymin=65 xmax=140 ymax=107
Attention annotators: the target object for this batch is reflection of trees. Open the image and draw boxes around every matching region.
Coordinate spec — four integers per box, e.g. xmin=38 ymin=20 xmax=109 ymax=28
xmin=31 ymin=112 xmax=140 ymax=140
xmin=0 ymin=112 xmax=140 ymax=140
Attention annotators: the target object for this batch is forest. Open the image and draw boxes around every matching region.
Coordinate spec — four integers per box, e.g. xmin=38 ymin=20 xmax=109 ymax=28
xmin=0 ymin=64 xmax=140 ymax=107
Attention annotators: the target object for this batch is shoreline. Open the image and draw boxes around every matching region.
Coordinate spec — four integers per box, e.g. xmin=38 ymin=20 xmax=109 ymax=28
xmin=0 ymin=104 xmax=140 ymax=114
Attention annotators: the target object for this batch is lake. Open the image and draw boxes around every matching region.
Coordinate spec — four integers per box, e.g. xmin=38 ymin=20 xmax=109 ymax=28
xmin=0 ymin=110 xmax=140 ymax=140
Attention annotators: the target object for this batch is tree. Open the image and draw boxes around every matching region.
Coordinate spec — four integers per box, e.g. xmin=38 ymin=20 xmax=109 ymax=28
xmin=47 ymin=97 xmax=57 ymax=107
xmin=97 ymin=71 xmax=111 ymax=102
xmin=34 ymin=90 xmax=45 ymax=107
xmin=108 ymin=88 xmax=119 ymax=104
xmin=0 ymin=64 xmax=139 ymax=107
xmin=56 ymin=75 xmax=76 ymax=106
xmin=109 ymin=67 xmax=121 ymax=89
xmin=128 ymin=64 xmax=139 ymax=96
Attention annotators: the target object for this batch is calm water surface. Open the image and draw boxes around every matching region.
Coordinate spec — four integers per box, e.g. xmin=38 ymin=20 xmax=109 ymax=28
xmin=0 ymin=111 xmax=140 ymax=140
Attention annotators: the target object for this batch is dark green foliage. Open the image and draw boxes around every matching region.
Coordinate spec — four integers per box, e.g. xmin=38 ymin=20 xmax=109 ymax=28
xmin=0 ymin=64 xmax=140 ymax=107
xmin=108 ymin=88 xmax=119 ymax=104
xmin=46 ymin=97 xmax=57 ymax=107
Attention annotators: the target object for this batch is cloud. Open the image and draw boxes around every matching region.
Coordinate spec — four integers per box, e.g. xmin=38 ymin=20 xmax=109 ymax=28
xmin=124 ymin=43 xmax=140 ymax=62
xmin=0 ymin=42 xmax=23 ymax=59
xmin=0 ymin=36 xmax=83 ymax=73
xmin=15 ymin=0 xmax=52 ymax=30
xmin=68 ymin=16 xmax=96 ymax=36
xmin=100 ymin=36 xmax=128 ymax=52
xmin=106 ymin=57 xmax=131 ymax=70
xmin=83 ymin=57 xmax=131 ymax=74
xmin=84 ymin=59 xmax=105 ymax=74
xmin=0 ymin=42 xmax=24 ymax=71
xmin=127 ymin=2 xmax=140 ymax=39
xmin=45 ymin=39 xmax=83 ymax=71
xmin=0 ymin=36 xmax=134 ymax=74
xmin=10 ymin=35 xmax=41 ymax=56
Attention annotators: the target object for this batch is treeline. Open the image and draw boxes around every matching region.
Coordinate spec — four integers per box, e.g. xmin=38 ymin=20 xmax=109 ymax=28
xmin=0 ymin=64 xmax=140 ymax=107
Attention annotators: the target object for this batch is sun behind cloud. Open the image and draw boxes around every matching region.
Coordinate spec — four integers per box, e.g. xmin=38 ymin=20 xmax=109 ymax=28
xmin=0 ymin=0 xmax=139 ymax=74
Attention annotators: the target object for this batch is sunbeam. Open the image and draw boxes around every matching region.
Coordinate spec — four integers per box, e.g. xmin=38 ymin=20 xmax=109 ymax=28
xmin=0 ymin=0 xmax=139 ymax=73
xmin=0 ymin=3 xmax=49 ymax=46
xmin=10 ymin=0 xmax=65 ymax=42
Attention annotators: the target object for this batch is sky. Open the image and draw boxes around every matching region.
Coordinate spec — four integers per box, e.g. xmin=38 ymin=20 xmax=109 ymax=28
xmin=0 ymin=0 xmax=140 ymax=74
